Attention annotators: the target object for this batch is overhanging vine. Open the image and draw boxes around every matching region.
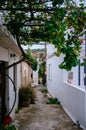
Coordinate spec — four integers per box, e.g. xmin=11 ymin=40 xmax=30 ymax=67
xmin=0 ymin=0 xmax=86 ymax=70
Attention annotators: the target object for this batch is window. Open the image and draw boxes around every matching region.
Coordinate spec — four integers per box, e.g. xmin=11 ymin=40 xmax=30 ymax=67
xmin=48 ymin=64 xmax=52 ymax=80
xmin=67 ymin=72 xmax=73 ymax=84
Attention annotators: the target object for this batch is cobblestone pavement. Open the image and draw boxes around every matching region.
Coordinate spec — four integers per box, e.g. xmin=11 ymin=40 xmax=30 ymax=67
xmin=14 ymin=85 xmax=83 ymax=130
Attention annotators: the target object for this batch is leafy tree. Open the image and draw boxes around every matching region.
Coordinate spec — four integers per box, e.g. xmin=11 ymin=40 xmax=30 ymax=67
xmin=0 ymin=0 xmax=86 ymax=70
xmin=42 ymin=2 xmax=86 ymax=70
xmin=38 ymin=61 xmax=46 ymax=84
xmin=26 ymin=49 xmax=37 ymax=71
xmin=38 ymin=61 xmax=46 ymax=79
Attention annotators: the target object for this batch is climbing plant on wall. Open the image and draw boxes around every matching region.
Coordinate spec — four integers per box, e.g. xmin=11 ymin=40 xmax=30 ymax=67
xmin=26 ymin=49 xmax=37 ymax=71
xmin=0 ymin=0 xmax=86 ymax=70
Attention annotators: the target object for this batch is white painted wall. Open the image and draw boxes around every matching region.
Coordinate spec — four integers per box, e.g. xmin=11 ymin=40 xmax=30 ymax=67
xmin=0 ymin=12 xmax=3 ymax=25
xmin=8 ymin=50 xmax=21 ymax=118
xmin=63 ymin=65 xmax=85 ymax=89
xmin=0 ymin=46 xmax=9 ymax=61
xmin=46 ymin=55 xmax=63 ymax=98
xmin=0 ymin=45 xmax=21 ymax=119
xmin=32 ymin=70 xmax=38 ymax=85
xmin=32 ymin=58 xmax=39 ymax=86
xmin=62 ymin=83 xmax=86 ymax=129
xmin=46 ymin=44 xmax=86 ymax=129
xmin=9 ymin=63 xmax=21 ymax=118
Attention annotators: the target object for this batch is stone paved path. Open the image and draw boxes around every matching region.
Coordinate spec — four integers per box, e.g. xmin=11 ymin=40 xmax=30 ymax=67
xmin=14 ymin=85 xmax=83 ymax=130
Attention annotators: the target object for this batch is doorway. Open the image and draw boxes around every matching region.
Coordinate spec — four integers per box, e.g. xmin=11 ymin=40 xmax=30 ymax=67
xmin=0 ymin=61 xmax=6 ymax=123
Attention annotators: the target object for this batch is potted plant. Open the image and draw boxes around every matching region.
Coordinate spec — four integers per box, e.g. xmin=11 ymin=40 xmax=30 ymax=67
xmin=19 ymin=85 xmax=36 ymax=107
xmin=0 ymin=116 xmax=18 ymax=130
xmin=0 ymin=124 xmax=18 ymax=130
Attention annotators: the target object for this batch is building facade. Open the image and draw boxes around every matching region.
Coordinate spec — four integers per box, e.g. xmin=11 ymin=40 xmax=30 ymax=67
xmin=20 ymin=61 xmax=32 ymax=87
xmin=46 ymin=43 xmax=86 ymax=130
xmin=0 ymin=21 xmax=22 ymax=122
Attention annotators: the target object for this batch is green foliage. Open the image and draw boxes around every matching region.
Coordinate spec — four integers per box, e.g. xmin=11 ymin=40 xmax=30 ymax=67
xmin=15 ymin=108 xmax=19 ymax=113
xmin=0 ymin=124 xmax=18 ymax=130
xmin=26 ymin=49 xmax=37 ymax=71
xmin=19 ymin=87 xmax=32 ymax=101
xmin=38 ymin=61 xmax=46 ymax=85
xmin=40 ymin=88 xmax=48 ymax=94
xmin=1 ymin=0 xmax=86 ymax=70
xmin=53 ymin=0 xmax=64 ymax=6
xmin=31 ymin=60 xmax=37 ymax=71
xmin=42 ymin=2 xmax=86 ymax=70
xmin=47 ymin=97 xmax=60 ymax=104
xmin=19 ymin=85 xmax=36 ymax=107
xmin=38 ymin=61 xmax=46 ymax=78
xmin=4 ymin=11 xmax=30 ymax=45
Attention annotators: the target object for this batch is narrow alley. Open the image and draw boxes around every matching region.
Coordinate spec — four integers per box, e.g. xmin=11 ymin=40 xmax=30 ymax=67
xmin=14 ymin=85 xmax=83 ymax=130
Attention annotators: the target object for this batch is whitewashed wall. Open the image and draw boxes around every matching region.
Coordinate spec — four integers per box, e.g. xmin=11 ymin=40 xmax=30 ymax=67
xmin=0 ymin=46 xmax=21 ymax=118
xmin=0 ymin=46 xmax=9 ymax=61
xmin=62 ymin=83 xmax=86 ymax=129
xmin=46 ymin=44 xmax=86 ymax=129
xmin=32 ymin=58 xmax=39 ymax=86
xmin=46 ymin=55 xmax=63 ymax=98
xmin=63 ymin=65 xmax=85 ymax=89
xmin=32 ymin=70 xmax=38 ymax=85
xmin=8 ymin=50 xmax=21 ymax=118
xmin=0 ymin=12 xmax=3 ymax=25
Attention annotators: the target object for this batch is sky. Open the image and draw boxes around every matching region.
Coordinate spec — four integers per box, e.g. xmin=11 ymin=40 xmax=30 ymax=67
xmin=22 ymin=44 xmax=45 ymax=50
xmin=30 ymin=44 xmax=45 ymax=50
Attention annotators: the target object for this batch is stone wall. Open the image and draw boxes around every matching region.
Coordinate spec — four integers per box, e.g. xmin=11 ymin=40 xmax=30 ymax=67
xmin=20 ymin=62 xmax=32 ymax=87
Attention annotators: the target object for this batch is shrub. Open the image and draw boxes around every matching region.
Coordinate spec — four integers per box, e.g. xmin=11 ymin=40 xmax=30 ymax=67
xmin=0 ymin=124 xmax=18 ymax=130
xmin=40 ymin=88 xmax=48 ymax=94
xmin=19 ymin=85 xmax=36 ymax=107
xmin=47 ymin=97 xmax=60 ymax=104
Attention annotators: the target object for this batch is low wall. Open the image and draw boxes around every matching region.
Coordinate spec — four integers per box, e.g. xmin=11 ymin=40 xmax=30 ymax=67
xmin=61 ymin=82 xmax=86 ymax=130
xmin=48 ymin=80 xmax=86 ymax=129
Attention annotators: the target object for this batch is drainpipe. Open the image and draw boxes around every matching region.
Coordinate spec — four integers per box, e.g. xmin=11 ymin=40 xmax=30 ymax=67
xmin=84 ymin=31 xmax=86 ymax=90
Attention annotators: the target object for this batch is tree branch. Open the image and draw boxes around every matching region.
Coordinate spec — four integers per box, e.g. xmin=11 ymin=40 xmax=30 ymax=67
xmin=5 ymin=58 xmax=24 ymax=70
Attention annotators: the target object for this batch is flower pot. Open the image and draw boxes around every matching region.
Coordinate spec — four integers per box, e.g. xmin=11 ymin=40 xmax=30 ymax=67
xmin=22 ymin=99 xmax=31 ymax=107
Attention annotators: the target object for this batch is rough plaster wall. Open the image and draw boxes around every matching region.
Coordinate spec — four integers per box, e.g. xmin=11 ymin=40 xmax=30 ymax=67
xmin=20 ymin=62 xmax=31 ymax=87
